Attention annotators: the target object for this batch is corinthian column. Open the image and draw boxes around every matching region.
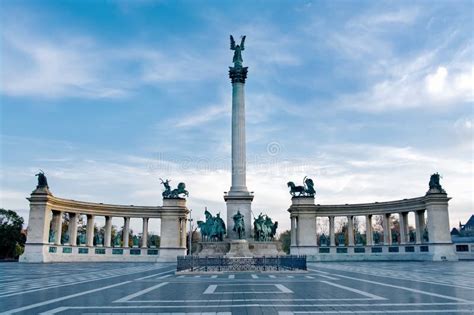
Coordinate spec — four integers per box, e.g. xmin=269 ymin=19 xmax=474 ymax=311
xmin=225 ymin=35 xmax=253 ymax=240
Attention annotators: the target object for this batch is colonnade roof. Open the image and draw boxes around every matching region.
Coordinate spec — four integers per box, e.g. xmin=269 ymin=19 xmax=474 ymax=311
xmin=29 ymin=189 xmax=164 ymax=218
xmin=289 ymin=195 xmax=441 ymax=216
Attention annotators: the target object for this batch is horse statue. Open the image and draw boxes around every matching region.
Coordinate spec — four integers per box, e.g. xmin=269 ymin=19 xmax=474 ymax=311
xmin=254 ymin=213 xmax=278 ymax=241
xmin=160 ymin=178 xmax=189 ymax=198
xmin=428 ymin=173 xmax=445 ymax=193
xmin=35 ymin=170 xmax=49 ymax=189
xmin=287 ymin=176 xmax=316 ymax=197
xmin=197 ymin=210 xmax=226 ymax=242
xmin=232 ymin=211 xmax=245 ymax=239
xmin=170 ymin=182 xmax=189 ymax=198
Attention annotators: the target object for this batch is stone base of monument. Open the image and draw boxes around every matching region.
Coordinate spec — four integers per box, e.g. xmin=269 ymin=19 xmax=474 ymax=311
xmin=197 ymin=240 xmax=283 ymax=257
xmin=197 ymin=242 xmax=231 ymax=257
xmin=225 ymin=239 xmax=253 ymax=257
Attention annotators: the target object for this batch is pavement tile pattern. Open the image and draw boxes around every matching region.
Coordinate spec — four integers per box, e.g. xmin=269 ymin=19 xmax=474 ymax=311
xmin=0 ymin=261 xmax=473 ymax=314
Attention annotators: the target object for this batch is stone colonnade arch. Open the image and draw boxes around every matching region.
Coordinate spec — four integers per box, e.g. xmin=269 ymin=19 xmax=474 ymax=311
xmin=20 ymin=185 xmax=188 ymax=263
xmin=289 ymin=184 xmax=457 ymax=261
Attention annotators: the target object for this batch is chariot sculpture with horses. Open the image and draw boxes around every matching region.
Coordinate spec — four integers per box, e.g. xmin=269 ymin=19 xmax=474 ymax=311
xmin=287 ymin=176 xmax=316 ymax=197
xmin=160 ymin=178 xmax=189 ymax=198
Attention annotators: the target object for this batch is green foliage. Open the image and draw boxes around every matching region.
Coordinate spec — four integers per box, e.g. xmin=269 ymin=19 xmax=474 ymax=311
xmin=0 ymin=209 xmax=25 ymax=259
xmin=279 ymin=230 xmax=291 ymax=254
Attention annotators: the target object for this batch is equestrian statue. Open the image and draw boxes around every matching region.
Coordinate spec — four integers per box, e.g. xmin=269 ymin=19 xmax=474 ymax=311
xmin=253 ymin=213 xmax=278 ymax=242
xmin=197 ymin=210 xmax=226 ymax=242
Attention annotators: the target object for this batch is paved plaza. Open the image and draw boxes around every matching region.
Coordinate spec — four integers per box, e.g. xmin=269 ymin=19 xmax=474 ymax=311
xmin=0 ymin=262 xmax=473 ymax=314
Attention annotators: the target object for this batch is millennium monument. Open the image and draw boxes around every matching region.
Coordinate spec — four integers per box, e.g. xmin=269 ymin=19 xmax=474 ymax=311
xmin=19 ymin=36 xmax=458 ymax=264
xmin=224 ymin=35 xmax=254 ymax=240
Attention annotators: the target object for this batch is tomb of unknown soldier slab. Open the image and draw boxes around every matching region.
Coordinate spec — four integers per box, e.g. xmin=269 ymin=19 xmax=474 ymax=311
xmin=20 ymin=36 xmax=458 ymax=265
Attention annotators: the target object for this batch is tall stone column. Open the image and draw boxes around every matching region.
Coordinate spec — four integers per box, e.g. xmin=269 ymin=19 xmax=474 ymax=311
xmin=399 ymin=212 xmax=408 ymax=244
xmin=52 ymin=211 xmax=62 ymax=245
xmin=69 ymin=213 xmax=78 ymax=246
xmin=104 ymin=216 xmax=112 ymax=247
xmin=290 ymin=216 xmax=297 ymax=247
xmin=414 ymin=210 xmax=425 ymax=244
xmin=347 ymin=215 xmax=354 ymax=246
xmin=329 ymin=216 xmax=336 ymax=246
xmin=383 ymin=213 xmax=392 ymax=245
xmin=86 ymin=214 xmax=95 ymax=247
xmin=141 ymin=218 xmax=149 ymax=248
xmin=365 ymin=215 xmax=373 ymax=246
xmin=123 ymin=217 xmax=130 ymax=248
xmin=224 ymin=45 xmax=253 ymax=239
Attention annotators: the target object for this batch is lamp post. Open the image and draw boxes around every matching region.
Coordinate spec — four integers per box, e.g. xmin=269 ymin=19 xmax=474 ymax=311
xmin=188 ymin=209 xmax=193 ymax=256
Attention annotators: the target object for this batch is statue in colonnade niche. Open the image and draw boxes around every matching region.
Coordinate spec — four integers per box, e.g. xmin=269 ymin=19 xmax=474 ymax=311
xmin=113 ymin=233 xmax=121 ymax=247
xmin=253 ymin=213 xmax=278 ymax=242
xmin=337 ymin=233 xmax=345 ymax=246
xmin=356 ymin=233 xmax=364 ymax=245
xmin=287 ymin=177 xmax=316 ymax=197
xmin=409 ymin=230 xmax=416 ymax=243
xmin=197 ymin=210 xmax=226 ymax=242
xmin=149 ymin=235 xmax=159 ymax=248
xmin=160 ymin=178 xmax=189 ymax=198
xmin=319 ymin=234 xmax=328 ymax=246
xmin=61 ymin=233 xmax=70 ymax=244
xmin=78 ymin=231 xmax=86 ymax=245
xmin=232 ymin=211 xmax=245 ymax=239
xmin=132 ymin=235 xmax=139 ymax=247
xmin=373 ymin=231 xmax=381 ymax=244
xmin=94 ymin=233 xmax=103 ymax=246
xmin=48 ymin=230 xmax=55 ymax=243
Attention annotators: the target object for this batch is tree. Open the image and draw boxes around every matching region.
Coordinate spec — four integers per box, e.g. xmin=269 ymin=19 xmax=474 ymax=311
xmin=0 ymin=209 xmax=25 ymax=259
xmin=279 ymin=230 xmax=291 ymax=254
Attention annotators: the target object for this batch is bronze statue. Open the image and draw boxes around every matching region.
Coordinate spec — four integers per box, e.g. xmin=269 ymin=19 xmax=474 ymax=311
xmin=428 ymin=173 xmax=445 ymax=193
xmin=160 ymin=178 xmax=189 ymax=198
xmin=230 ymin=35 xmax=246 ymax=67
xmin=197 ymin=210 xmax=226 ymax=242
xmin=232 ymin=210 xmax=245 ymax=239
xmin=253 ymin=213 xmax=278 ymax=242
xmin=287 ymin=176 xmax=316 ymax=197
xmin=35 ymin=170 xmax=49 ymax=189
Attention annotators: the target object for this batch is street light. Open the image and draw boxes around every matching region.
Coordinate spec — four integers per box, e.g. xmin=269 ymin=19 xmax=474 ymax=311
xmin=188 ymin=209 xmax=193 ymax=256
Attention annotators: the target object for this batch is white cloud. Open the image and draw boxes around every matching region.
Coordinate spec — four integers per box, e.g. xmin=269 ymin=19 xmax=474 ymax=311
xmin=2 ymin=141 xmax=472 ymax=233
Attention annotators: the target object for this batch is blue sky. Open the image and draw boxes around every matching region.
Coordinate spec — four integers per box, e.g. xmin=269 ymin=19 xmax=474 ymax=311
xmin=1 ymin=0 xmax=473 ymax=234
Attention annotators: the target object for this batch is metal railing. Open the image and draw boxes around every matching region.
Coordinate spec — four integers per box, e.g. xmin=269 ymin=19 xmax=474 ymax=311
xmin=176 ymin=255 xmax=307 ymax=272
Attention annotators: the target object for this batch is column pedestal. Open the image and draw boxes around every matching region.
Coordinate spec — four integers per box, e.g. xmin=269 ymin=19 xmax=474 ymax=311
xmin=158 ymin=198 xmax=188 ymax=262
xmin=288 ymin=196 xmax=317 ymax=255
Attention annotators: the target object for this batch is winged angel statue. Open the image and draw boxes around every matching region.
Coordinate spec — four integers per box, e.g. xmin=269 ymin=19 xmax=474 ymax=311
xmin=230 ymin=35 xmax=246 ymax=67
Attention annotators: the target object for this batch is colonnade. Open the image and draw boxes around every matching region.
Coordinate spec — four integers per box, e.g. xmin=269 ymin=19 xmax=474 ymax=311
xmin=291 ymin=211 xmax=426 ymax=247
xmin=20 ymin=185 xmax=189 ymax=263
xmin=288 ymin=184 xmax=458 ymax=261
xmin=49 ymin=212 xmax=158 ymax=248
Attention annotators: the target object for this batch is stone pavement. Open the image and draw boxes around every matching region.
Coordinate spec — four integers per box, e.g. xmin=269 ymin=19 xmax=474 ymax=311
xmin=0 ymin=261 xmax=473 ymax=314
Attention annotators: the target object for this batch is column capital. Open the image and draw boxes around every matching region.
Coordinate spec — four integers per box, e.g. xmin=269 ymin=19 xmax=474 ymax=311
xmin=229 ymin=66 xmax=248 ymax=84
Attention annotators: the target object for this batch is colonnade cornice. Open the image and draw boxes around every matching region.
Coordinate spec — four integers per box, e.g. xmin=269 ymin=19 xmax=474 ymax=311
xmin=28 ymin=191 xmax=175 ymax=218
xmin=288 ymin=195 xmax=438 ymax=217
